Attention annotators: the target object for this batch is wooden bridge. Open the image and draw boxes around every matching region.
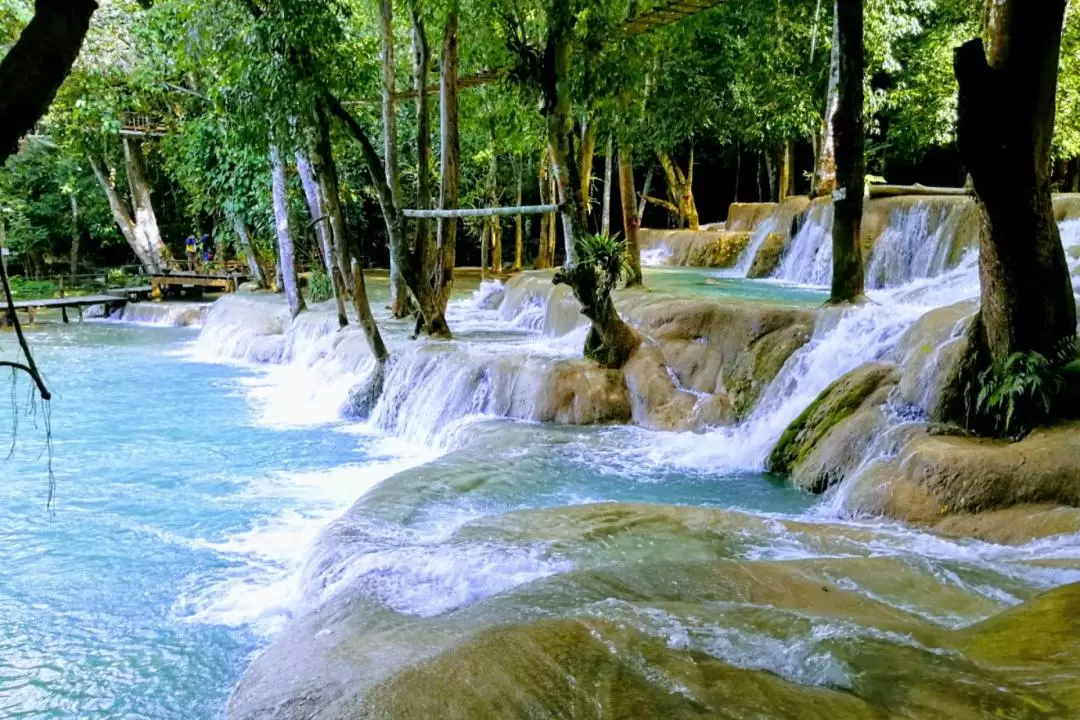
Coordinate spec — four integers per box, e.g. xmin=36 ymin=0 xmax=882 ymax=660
xmin=5 ymin=293 xmax=128 ymax=325
xmin=150 ymin=262 xmax=249 ymax=297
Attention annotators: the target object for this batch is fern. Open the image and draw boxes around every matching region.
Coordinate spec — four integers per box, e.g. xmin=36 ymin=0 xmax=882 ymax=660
xmin=975 ymin=351 xmax=1061 ymax=438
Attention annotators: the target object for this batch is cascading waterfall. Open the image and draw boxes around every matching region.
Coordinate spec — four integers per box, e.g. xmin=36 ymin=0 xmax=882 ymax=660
xmin=865 ymin=200 xmax=973 ymax=287
xmin=774 ymin=201 xmax=834 ymax=285
xmin=733 ymin=214 xmax=780 ymax=274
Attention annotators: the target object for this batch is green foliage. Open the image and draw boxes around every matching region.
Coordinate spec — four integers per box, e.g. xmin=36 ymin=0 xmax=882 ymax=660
xmin=7 ymin=277 xmax=57 ymax=300
xmin=975 ymin=351 xmax=1065 ymax=439
xmin=307 ymin=269 xmax=334 ymax=303
xmin=575 ymin=232 xmax=630 ymax=284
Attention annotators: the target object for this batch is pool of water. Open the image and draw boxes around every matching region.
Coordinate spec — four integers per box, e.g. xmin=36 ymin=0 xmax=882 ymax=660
xmin=0 ymin=309 xmax=815 ymax=719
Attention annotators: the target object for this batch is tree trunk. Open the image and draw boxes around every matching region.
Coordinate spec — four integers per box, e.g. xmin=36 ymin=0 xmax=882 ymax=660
xmin=579 ymin=118 xmax=597 ymax=220
xmin=637 ymin=163 xmax=653 ymax=225
xmin=537 ymin=151 xmax=552 ymax=269
xmin=954 ymin=0 xmax=1074 ymax=364
xmin=296 ymin=151 xmax=334 ymax=275
xmin=409 ymin=0 xmax=438 ymax=316
xmin=765 ymin=149 xmax=776 ymax=202
xmin=657 ymin=151 xmax=699 ymax=230
xmin=601 ymin=135 xmax=613 ymax=236
xmin=543 ymin=0 xmax=587 ymax=265
xmin=232 ymin=213 xmax=264 ymax=288
xmin=829 ymin=0 xmax=866 ymax=304
xmin=619 ymin=146 xmax=643 ymax=287
xmin=270 ymin=146 xmax=306 ymax=319
xmin=89 ymin=155 xmax=143 ymax=265
xmin=123 ymin=138 xmax=169 ymax=272
xmin=68 ymin=192 xmax=80 ymax=281
xmin=756 ymin=151 xmax=764 ymax=202
xmin=429 ymin=1 xmax=459 ymax=338
xmin=513 ymin=156 xmax=524 ymax=271
xmin=780 ymin=139 xmax=796 ymax=199
xmin=380 ymin=0 xmax=409 ymax=318
xmin=297 ymin=149 xmax=347 ymax=320
xmin=0 ymin=0 xmax=97 ymax=165
xmin=816 ymin=10 xmax=841 ymax=197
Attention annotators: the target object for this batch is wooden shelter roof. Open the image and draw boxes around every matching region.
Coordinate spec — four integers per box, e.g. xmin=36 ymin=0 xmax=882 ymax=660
xmin=623 ymin=0 xmax=728 ymax=37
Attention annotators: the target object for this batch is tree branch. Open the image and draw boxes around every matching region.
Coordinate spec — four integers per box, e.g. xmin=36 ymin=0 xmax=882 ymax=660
xmin=0 ymin=0 xmax=98 ymax=164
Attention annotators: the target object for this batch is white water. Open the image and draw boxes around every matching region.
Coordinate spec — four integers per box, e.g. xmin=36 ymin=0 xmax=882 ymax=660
xmin=733 ymin=214 xmax=780 ymax=274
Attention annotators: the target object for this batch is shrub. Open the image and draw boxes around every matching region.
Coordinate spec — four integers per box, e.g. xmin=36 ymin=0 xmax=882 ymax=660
xmin=308 ymin=269 xmax=334 ymax=303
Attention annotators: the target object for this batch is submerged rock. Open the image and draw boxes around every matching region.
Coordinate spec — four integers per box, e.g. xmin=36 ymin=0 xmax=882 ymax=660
xmin=767 ymin=362 xmax=900 ymax=492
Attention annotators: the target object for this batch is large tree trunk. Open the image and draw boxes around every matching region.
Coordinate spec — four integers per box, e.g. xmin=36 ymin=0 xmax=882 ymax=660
xmin=0 ymin=0 xmax=97 ymax=165
xmin=89 ymin=155 xmax=143 ymax=265
xmin=637 ymin=163 xmax=653 ymax=225
xmin=231 ymin=213 xmax=264 ymax=288
xmin=513 ymin=157 xmax=524 ymax=271
xmin=313 ymin=105 xmax=389 ymax=362
xmin=68 ymin=192 xmax=80 ymax=281
xmin=541 ymin=0 xmax=638 ymax=369
xmin=955 ymin=0 xmax=1075 ymax=364
xmin=829 ymin=0 xmax=866 ymax=304
xmin=380 ymin=0 xmax=410 ymax=318
xmin=541 ymin=0 xmax=587 ymax=265
xmin=297 ymin=149 xmax=347 ymax=320
xmin=601 ymin=135 xmax=613 ymax=237
xmin=123 ymin=138 xmax=170 ymax=272
xmin=409 ymin=0 xmax=438 ymax=315
xmin=270 ymin=146 xmax=306 ymax=319
xmin=619 ymin=146 xmax=643 ymax=287
xmin=815 ymin=12 xmax=841 ymax=196
xmin=429 ymin=2 xmax=459 ymax=337
xmin=296 ymin=151 xmax=334 ymax=276
xmin=655 ymin=151 xmax=699 ymax=230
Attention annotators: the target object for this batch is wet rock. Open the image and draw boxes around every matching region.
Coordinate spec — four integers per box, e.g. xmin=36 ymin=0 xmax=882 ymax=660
xmin=894 ymin=423 xmax=1080 ymax=514
xmin=888 ymin=301 xmax=975 ymax=418
xmin=767 ymin=362 xmax=901 ymax=491
xmin=929 ymin=505 xmax=1080 ymax=545
xmin=748 ymin=232 xmax=788 ymax=278
xmin=637 ymin=229 xmax=752 ymax=268
xmin=725 ymin=201 xmax=779 ymax=232
xmin=623 ymin=343 xmax=734 ymax=430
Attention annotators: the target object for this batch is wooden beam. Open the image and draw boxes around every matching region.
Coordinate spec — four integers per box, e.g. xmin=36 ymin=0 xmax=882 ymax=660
xmin=403 ymin=203 xmax=561 ymax=219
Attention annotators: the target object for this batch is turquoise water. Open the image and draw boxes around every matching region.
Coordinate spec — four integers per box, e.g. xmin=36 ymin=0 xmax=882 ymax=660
xmin=0 ymin=322 xmax=406 ymax=718
xmin=0 ymin=314 xmax=813 ymax=719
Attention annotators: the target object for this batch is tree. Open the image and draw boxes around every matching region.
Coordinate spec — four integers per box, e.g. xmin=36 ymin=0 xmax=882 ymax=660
xmin=951 ymin=0 xmax=1076 ymax=434
xmin=829 ymin=0 xmax=865 ymax=304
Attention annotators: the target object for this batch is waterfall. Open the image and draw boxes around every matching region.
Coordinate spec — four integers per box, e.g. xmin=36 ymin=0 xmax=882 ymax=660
xmin=774 ymin=202 xmax=834 ymax=285
xmin=733 ymin=215 xmax=781 ymax=275
xmin=865 ymin=200 xmax=973 ymax=287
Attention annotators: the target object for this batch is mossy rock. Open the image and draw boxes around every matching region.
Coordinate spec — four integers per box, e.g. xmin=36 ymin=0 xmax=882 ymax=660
xmin=727 ymin=324 xmax=812 ymax=419
xmin=767 ymin=363 xmax=900 ymax=480
xmin=747 ymin=232 xmax=788 ymax=278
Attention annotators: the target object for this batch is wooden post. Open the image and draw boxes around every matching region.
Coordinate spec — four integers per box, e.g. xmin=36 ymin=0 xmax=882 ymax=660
xmin=59 ymin=276 xmax=69 ymax=323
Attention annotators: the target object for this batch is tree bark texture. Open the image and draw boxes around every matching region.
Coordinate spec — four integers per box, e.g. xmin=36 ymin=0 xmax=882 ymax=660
xmin=542 ymin=0 xmax=587 ymax=265
xmin=619 ymin=147 xmax=643 ymax=287
xmin=297 ymin=148 xmax=348 ymax=321
xmin=232 ymin=214 xmax=265 ymax=288
xmin=380 ymin=0 xmax=410 ymax=317
xmin=270 ymin=146 xmax=306 ymax=319
xmin=579 ymin=118 xmax=597 ymax=220
xmin=430 ymin=2 xmax=459 ymax=337
xmin=656 ymin=151 xmax=698 ymax=230
xmin=296 ymin=151 xmax=335 ymax=276
xmin=780 ymin=139 xmax=796 ymax=200
xmin=90 ymin=155 xmax=161 ymax=271
xmin=123 ymin=138 xmax=170 ymax=272
xmin=0 ymin=0 xmax=97 ymax=165
xmin=829 ymin=0 xmax=866 ymax=304
xmin=954 ymin=0 xmax=1075 ymax=362
xmin=409 ymin=1 xmax=438 ymax=313
xmin=816 ymin=11 xmax=841 ymax=197
xmin=601 ymin=135 xmax=613 ymax=237
xmin=536 ymin=150 xmax=553 ymax=269
xmin=68 ymin=192 xmax=80 ymax=281
xmin=514 ymin=157 xmax=524 ymax=271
